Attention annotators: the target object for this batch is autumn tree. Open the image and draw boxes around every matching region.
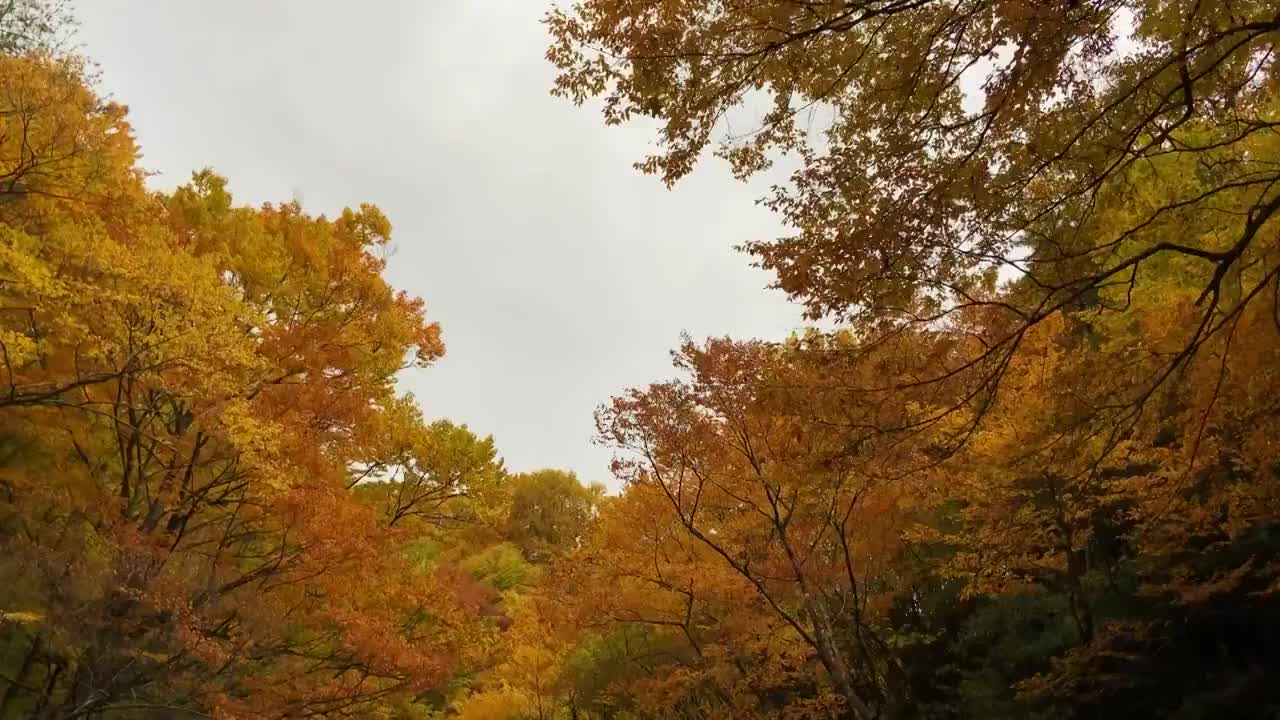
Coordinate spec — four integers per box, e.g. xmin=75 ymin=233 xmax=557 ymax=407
xmin=548 ymin=7 xmax=1280 ymax=714
xmin=0 ymin=51 xmax=507 ymax=719
xmin=506 ymin=469 xmax=603 ymax=563
xmin=937 ymin=263 xmax=1280 ymax=715
xmin=548 ymin=0 xmax=1280 ymax=455
xmin=584 ymin=334 xmax=975 ymax=719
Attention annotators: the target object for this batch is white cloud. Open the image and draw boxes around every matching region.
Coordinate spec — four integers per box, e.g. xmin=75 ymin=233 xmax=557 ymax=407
xmin=77 ymin=0 xmax=806 ymax=487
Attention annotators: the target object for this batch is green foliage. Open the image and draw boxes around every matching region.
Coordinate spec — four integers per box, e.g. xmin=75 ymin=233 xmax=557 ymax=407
xmin=405 ymin=538 xmax=443 ymax=572
xmin=465 ymin=542 xmax=539 ymax=591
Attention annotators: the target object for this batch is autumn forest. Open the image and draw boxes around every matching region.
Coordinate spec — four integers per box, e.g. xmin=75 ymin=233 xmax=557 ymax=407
xmin=3 ymin=0 xmax=1280 ymax=718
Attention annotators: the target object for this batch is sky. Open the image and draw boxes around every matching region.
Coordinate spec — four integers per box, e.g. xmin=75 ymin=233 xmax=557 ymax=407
xmin=75 ymin=1 xmax=808 ymax=488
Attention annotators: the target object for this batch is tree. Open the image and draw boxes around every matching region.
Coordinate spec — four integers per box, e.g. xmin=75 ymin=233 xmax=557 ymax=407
xmin=349 ymin=416 xmax=507 ymax=530
xmin=587 ymin=335 xmax=965 ymax=719
xmin=506 ymin=470 xmax=602 ymax=562
xmin=0 ymin=0 xmax=74 ymax=56
xmin=549 ymin=11 xmax=1280 ymax=714
xmin=547 ymin=0 xmax=1280 ymax=460
xmin=0 ymin=53 xmax=502 ymax=719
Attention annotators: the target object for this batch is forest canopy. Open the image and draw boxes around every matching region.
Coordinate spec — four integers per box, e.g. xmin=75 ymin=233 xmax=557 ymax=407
xmin=2 ymin=1 xmax=1280 ymax=719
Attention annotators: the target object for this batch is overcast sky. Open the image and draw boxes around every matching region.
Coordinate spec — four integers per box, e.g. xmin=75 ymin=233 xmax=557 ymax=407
xmin=76 ymin=1 xmax=807 ymax=487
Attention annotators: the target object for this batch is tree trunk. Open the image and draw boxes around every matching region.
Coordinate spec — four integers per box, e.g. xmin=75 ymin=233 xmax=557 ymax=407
xmin=804 ymin=594 xmax=875 ymax=720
